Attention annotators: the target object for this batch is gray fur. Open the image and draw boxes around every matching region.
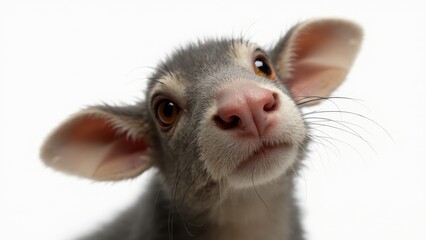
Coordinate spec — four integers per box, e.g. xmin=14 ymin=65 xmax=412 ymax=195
xmin=78 ymin=38 xmax=306 ymax=240
xmin=41 ymin=19 xmax=362 ymax=240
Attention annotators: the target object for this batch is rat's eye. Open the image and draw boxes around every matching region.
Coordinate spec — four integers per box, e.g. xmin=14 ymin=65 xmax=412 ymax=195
xmin=156 ymin=99 xmax=180 ymax=129
xmin=253 ymin=54 xmax=275 ymax=80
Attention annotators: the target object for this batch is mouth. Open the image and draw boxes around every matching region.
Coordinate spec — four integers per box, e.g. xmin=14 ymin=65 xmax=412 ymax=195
xmin=235 ymin=142 xmax=291 ymax=171
xmin=226 ymin=140 xmax=297 ymax=188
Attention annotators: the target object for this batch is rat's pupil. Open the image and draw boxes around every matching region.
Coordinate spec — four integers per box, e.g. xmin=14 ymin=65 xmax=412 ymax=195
xmin=255 ymin=59 xmax=271 ymax=76
xmin=163 ymin=101 xmax=175 ymax=117
xmin=156 ymin=99 xmax=179 ymax=127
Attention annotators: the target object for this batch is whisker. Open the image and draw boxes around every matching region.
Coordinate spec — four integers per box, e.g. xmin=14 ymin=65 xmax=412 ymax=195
xmin=296 ymin=96 xmax=362 ymax=106
xmin=170 ymin=128 xmax=201 ymax=236
xmin=251 ymin=168 xmax=270 ymax=211
xmin=307 ymin=131 xmax=338 ymax=169
xmin=307 ymin=122 xmax=377 ymax=154
xmin=219 ymin=178 xmax=222 ymax=218
xmin=181 ymin=169 xmax=203 ymax=205
xmin=311 ymin=133 xmax=367 ymax=162
xmin=304 ymin=110 xmax=394 ymax=145
xmin=308 ymin=132 xmax=342 ymax=159
xmin=289 ymin=163 xmax=300 ymax=178
xmin=305 ymin=117 xmax=367 ymax=141
xmin=174 ymin=203 xmax=195 ymax=237
xmin=153 ymin=175 xmax=169 ymax=220
xmin=298 ymin=97 xmax=339 ymax=114
xmin=305 ymin=117 xmax=374 ymax=137
xmin=305 ymin=110 xmax=390 ymax=134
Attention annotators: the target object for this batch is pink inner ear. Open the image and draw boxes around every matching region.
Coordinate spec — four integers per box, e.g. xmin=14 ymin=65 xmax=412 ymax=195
xmin=282 ymin=21 xmax=361 ymax=102
xmin=67 ymin=117 xmax=149 ymax=154
xmin=286 ymin=63 xmax=345 ymax=100
xmin=62 ymin=116 xmax=151 ymax=180
xmin=68 ymin=117 xmax=120 ymax=143
xmin=94 ymin=134 xmax=150 ymax=180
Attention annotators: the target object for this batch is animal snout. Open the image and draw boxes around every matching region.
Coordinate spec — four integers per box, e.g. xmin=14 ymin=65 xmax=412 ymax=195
xmin=213 ymin=82 xmax=279 ymax=137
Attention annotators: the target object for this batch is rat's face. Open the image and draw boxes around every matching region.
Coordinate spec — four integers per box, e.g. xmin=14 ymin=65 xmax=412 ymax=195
xmin=147 ymin=40 xmax=307 ymax=189
xmin=40 ymin=19 xmax=362 ymax=204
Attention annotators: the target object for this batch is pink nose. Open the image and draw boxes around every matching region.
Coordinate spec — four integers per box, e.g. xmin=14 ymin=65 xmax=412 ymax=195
xmin=214 ymin=83 xmax=279 ymax=137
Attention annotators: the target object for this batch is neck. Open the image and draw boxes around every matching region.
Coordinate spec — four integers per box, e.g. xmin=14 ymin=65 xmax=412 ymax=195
xmin=152 ymin=175 xmax=303 ymax=240
xmin=202 ymin=178 xmax=302 ymax=240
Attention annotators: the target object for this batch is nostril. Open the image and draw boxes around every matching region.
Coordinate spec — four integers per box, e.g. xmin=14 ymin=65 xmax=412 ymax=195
xmin=263 ymin=93 xmax=279 ymax=112
xmin=214 ymin=115 xmax=240 ymax=130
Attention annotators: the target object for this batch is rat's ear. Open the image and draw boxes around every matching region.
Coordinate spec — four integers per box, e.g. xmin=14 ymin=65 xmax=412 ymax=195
xmin=271 ymin=18 xmax=363 ymax=104
xmin=40 ymin=104 xmax=156 ymax=181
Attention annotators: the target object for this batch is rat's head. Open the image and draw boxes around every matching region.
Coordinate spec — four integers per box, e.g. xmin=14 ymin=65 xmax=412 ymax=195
xmin=40 ymin=19 xmax=362 ymax=196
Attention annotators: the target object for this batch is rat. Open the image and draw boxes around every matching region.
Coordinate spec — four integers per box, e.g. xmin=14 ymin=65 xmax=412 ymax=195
xmin=40 ymin=18 xmax=362 ymax=240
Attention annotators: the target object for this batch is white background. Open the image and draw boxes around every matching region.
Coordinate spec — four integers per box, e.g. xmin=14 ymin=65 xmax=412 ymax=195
xmin=1 ymin=0 xmax=425 ymax=239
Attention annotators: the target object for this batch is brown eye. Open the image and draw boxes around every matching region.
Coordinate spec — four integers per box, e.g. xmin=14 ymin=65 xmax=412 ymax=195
xmin=156 ymin=100 xmax=180 ymax=128
xmin=253 ymin=55 xmax=275 ymax=80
